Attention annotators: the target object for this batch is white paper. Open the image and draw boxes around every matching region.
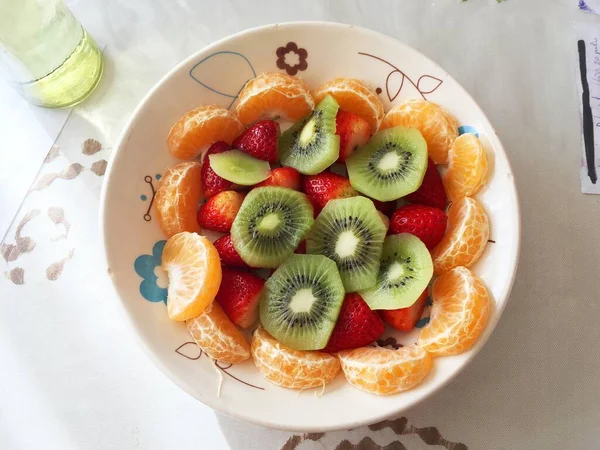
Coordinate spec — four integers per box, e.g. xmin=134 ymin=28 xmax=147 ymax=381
xmin=575 ymin=22 xmax=600 ymax=193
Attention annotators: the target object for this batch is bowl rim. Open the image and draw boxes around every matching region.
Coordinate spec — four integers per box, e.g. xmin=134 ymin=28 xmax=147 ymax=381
xmin=99 ymin=20 xmax=522 ymax=432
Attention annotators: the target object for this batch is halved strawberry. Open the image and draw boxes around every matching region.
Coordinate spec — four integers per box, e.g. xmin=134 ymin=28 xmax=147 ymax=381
xmin=197 ymin=190 xmax=245 ymax=233
xmin=406 ymin=157 xmax=447 ymax=210
xmin=213 ymin=234 xmax=249 ymax=268
xmin=256 ymin=167 xmax=301 ymax=190
xmin=380 ymin=289 xmax=428 ymax=332
xmin=302 ymin=171 xmax=357 ymax=214
xmin=232 ymin=120 xmax=279 ymax=162
xmin=335 ymin=110 xmax=372 ymax=162
xmin=323 ymin=293 xmax=385 ymax=353
xmin=215 ymin=268 xmax=265 ymax=328
xmin=389 ymin=204 xmax=447 ymax=250
xmin=201 ymin=141 xmax=234 ymax=199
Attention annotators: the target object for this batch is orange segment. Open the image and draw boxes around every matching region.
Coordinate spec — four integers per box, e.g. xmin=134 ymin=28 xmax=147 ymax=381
xmin=313 ymin=78 xmax=384 ymax=131
xmin=154 ymin=162 xmax=203 ymax=238
xmin=251 ymin=327 xmax=340 ymax=390
xmin=338 ymin=345 xmax=432 ymax=396
xmin=186 ymin=302 xmax=250 ymax=364
xmin=167 ymin=105 xmax=244 ymax=160
xmin=418 ymin=266 xmax=490 ymax=356
xmin=380 ymin=100 xmax=458 ymax=164
xmin=235 ymin=72 xmax=315 ymax=125
xmin=162 ymin=232 xmax=222 ymax=321
xmin=444 ymin=134 xmax=488 ymax=202
xmin=431 ymin=197 xmax=489 ymax=275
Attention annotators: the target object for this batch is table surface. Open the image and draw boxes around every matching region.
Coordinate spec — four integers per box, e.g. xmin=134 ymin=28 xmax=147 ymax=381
xmin=2 ymin=1 xmax=600 ymax=449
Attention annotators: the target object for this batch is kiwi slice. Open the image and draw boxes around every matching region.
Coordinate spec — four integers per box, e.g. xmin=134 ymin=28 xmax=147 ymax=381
xmin=346 ymin=126 xmax=428 ymax=201
xmin=279 ymin=95 xmax=340 ymax=175
xmin=306 ymin=197 xmax=386 ymax=292
xmin=231 ymin=186 xmax=314 ymax=268
xmin=360 ymin=233 xmax=433 ymax=310
xmin=259 ymin=254 xmax=345 ymax=350
xmin=209 ymin=149 xmax=270 ymax=185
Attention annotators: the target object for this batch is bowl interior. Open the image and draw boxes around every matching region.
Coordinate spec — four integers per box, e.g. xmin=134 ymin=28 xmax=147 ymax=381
xmin=101 ymin=22 xmax=519 ymax=432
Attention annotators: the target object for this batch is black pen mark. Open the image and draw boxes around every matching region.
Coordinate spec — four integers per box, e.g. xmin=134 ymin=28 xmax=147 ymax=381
xmin=578 ymin=39 xmax=597 ymax=184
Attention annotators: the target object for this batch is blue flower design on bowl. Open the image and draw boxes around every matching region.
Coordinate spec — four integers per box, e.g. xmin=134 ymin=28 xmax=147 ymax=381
xmin=134 ymin=240 xmax=168 ymax=303
xmin=458 ymin=125 xmax=479 ymax=137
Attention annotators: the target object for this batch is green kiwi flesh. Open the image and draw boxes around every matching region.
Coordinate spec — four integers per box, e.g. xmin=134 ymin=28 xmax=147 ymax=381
xmin=278 ymin=95 xmax=340 ymax=175
xmin=209 ymin=149 xmax=270 ymax=185
xmin=231 ymin=187 xmax=314 ymax=268
xmin=306 ymin=196 xmax=386 ymax=292
xmin=259 ymin=254 xmax=345 ymax=350
xmin=360 ymin=233 xmax=433 ymax=310
xmin=346 ymin=126 xmax=428 ymax=201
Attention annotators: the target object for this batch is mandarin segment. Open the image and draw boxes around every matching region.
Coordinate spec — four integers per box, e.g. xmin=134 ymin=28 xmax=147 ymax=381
xmin=162 ymin=232 xmax=222 ymax=321
xmin=167 ymin=105 xmax=244 ymax=160
xmin=313 ymin=77 xmax=384 ymax=131
xmin=186 ymin=302 xmax=251 ymax=364
xmin=338 ymin=345 xmax=432 ymax=395
xmin=235 ymin=72 xmax=315 ymax=125
xmin=444 ymin=133 xmax=488 ymax=201
xmin=154 ymin=162 xmax=203 ymax=238
xmin=431 ymin=197 xmax=489 ymax=275
xmin=380 ymin=100 xmax=458 ymax=164
xmin=251 ymin=327 xmax=341 ymax=390
xmin=418 ymin=266 xmax=490 ymax=356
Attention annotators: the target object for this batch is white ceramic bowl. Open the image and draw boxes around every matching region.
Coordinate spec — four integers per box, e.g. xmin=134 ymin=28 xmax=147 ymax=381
xmin=101 ymin=22 xmax=520 ymax=432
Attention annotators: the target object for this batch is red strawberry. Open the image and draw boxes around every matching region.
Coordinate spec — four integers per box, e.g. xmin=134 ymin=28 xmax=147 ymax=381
xmin=406 ymin=158 xmax=447 ymax=210
xmin=302 ymin=171 xmax=357 ymax=213
xmin=323 ymin=293 xmax=385 ymax=353
xmin=197 ymin=190 xmax=245 ymax=233
xmin=201 ymin=141 xmax=234 ymax=198
xmin=389 ymin=204 xmax=447 ymax=250
xmin=372 ymin=199 xmax=396 ymax=217
xmin=380 ymin=289 xmax=428 ymax=332
xmin=232 ymin=120 xmax=279 ymax=162
xmin=295 ymin=240 xmax=306 ymax=254
xmin=213 ymin=235 xmax=249 ymax=268
xmin=256 ymin=167 xmax=301 ymax=190
xmin=335 ymin=110 xmax=372 ymax=162
xmin=216 ymin=268 xmax=265 ymax=328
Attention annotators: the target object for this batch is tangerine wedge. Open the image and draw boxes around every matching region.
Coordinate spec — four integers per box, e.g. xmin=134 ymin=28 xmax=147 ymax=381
xmin=313 ymin=77 xmax=384 ymax=131
xmin=235 ymin=72 xmax=314 ymax=125
xmin=418 ymin=266 xmax=490 ymax=356
xmin=162 ymin=232 xmax=222 ymax=321
xmin=154 ymin=161 xmax=203 ymax=238
xmin=186 ymin=302 xmax=250 ymax=364
xmin=167 ymin=105 xmax=244 ymax=160
xmin=444 ymin=133 xmax=488 ymax=202
xmin=251 ymin=327 xmax=340 ymax=390
xmin=338 ymin=345 xmax=432 ymax=396
xmin=431 ymin=197 xmax=489 ymax=275
xmin=380 ymin=99 xmax=458 ymax=164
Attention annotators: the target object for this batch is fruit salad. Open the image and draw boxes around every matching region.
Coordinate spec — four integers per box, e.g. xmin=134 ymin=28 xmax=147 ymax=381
xmin=153 ymin=72 xmax=491 ymax=396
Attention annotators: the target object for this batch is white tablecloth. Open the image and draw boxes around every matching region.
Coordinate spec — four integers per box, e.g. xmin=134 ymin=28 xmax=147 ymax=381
xmin=2 ymin=1 xmax=600 ymax=449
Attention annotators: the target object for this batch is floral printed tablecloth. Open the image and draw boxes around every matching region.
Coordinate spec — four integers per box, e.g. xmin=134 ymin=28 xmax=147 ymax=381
xmin=2 ymin=1 xmax=600 ymax=449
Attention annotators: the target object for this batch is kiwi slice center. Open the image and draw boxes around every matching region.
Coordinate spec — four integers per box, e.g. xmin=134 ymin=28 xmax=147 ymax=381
xmin=299 ymin=118 xmax=317 ymax=146
xmin=387 ymin=260 xmax=406 ymax=280
xmin=288 ymin=287 xmax=317 ymax=313
xmin=257 ymin=212 xmax=281 ymax=232
xmin=377 ymin=151 xmax=401 ymax=172
xmin=382 ymin=254 xmax=416 ymax=288
xmin=335 ymin=230 xmax=360 ymax=258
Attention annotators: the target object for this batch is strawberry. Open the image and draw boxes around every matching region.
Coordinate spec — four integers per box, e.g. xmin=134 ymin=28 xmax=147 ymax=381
xmin=323 ymin=293 xmax=385 ymax=353
xmin=216 ymin=268 xmax=265 ymax=328
xmin=406 ymin=158 xmax=447 ymax=210
xmin=335 ymin=110 xmax=372 ymax=162
xmin=232 ymin=120 xmax=279 ymax=162
xmin=256 ymin=167 xmax=301 ymax=190
xmin=295 ymin=240 xmax=306 ymax=254
xmin=372 ymin=199 xmax=396 ymax=217
xmin=213 ymin=234 xmax=249 ymax=268
xmin=389 ymin=204 xmax=447 ymax=250
xmin=302 ymin=171 xmax=357 ymax=213
xmin=197 ymin=190 xmax=245 ymax=233
xmin=201 ymin=141 xmax=234 ymax=198
xmin=380 ymin=289 xmax=428 ymax=332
